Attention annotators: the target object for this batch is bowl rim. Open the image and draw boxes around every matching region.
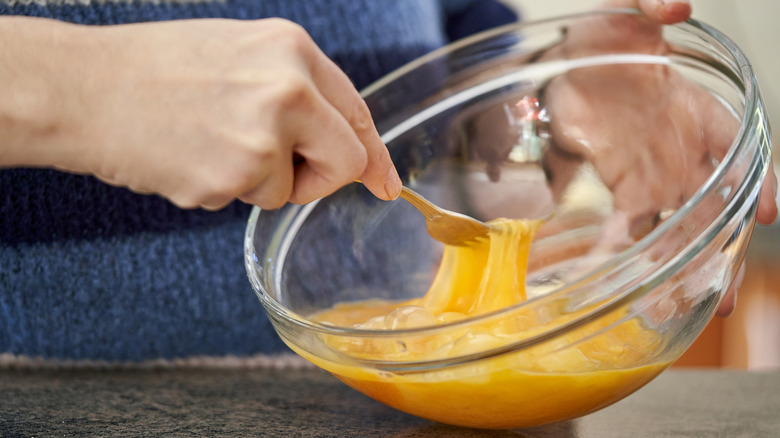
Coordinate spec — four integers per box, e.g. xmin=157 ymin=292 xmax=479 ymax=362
xmin=245 ymin=9 xmax=770 ymax=369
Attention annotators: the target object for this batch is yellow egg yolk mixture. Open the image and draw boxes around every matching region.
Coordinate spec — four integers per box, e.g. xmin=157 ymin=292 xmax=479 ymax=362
xmin=300 ymin=218 xmax=669 ymax=429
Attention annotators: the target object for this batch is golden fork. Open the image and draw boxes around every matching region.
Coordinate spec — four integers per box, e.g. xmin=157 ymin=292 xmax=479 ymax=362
xmin=398 ymin=186 xmax=492 ymax=246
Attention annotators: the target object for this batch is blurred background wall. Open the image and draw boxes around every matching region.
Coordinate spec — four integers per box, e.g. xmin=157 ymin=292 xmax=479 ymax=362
xmin=502 ymin=0 xmax=780 ymax=369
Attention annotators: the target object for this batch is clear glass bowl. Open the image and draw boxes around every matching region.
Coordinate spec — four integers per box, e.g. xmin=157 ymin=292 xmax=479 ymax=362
xmin=245 ymin=10 xmax=771 ymax=430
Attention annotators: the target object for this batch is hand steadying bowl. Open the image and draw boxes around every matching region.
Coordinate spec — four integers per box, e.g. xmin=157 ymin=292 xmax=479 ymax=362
xmin=245 ymin=10 xmax=772 ymax=430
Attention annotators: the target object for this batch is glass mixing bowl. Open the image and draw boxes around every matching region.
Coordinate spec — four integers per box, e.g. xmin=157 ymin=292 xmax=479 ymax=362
xmin=245 ymin=10 xmax=772 ymax=430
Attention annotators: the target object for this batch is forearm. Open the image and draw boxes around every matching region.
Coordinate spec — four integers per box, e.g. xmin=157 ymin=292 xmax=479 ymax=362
xmin=0 ymin=16 xmax=90 ymax=171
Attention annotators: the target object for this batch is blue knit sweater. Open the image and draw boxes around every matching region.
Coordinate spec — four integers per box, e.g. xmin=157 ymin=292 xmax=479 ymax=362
xmin=0 ymin=0 xmax=517 ymax=363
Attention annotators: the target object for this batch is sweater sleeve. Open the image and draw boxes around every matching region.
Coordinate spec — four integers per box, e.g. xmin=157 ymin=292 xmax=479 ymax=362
xmin=443 ymin=0 xmax=521 ymax=42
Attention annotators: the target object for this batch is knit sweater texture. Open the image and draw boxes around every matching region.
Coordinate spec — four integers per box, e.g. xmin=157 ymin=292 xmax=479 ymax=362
xmin=0 ymin=0 xmax=517 ymax=363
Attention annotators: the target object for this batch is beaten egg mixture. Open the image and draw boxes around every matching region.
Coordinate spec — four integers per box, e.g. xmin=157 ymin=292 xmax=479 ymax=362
xmin=298 ymin=218 xmax=668 ymax=429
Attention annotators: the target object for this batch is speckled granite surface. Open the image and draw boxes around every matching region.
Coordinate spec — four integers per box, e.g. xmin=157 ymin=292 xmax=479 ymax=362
xmin=1 ymin=367 xmax=778 ymax=437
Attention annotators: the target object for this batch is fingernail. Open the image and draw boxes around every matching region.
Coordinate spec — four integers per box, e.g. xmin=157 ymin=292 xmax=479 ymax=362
xmin=667 ymin=0 xmax=692 ymax=12
xmin=385 ymin=167 xmax=402 ymax=200
xmin=656 ymin=0 xmax=692 ymax=23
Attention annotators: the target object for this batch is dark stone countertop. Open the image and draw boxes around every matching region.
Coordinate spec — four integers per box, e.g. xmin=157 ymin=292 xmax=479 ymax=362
xmin=1 ymin=366 xmax=778 ymax=437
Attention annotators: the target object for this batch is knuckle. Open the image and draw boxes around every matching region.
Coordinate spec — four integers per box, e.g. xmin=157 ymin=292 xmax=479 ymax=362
xmin=346 ymin=99 xmax=375 ymax=135
xmin=168 ymin=192 xmax=203 ymax=210
xmin=243 ymin=185 xmax=289 ymax=210
xmin=259 ymin=195 xmax=288 ymax=210
xmin=179 ymin=170 xmax=251 ymax=211
xmin=266 ymin=19 xmax=316 ymax=55
xmin=271 ymin=74 xmax=316 ymax=112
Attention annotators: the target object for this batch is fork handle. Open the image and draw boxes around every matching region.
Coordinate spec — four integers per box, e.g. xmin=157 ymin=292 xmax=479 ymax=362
xmin=399 ymin=187 xmax=442 ymax=221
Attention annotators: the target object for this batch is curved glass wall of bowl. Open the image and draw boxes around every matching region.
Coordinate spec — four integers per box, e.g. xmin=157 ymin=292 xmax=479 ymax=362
xmin=245 ymin=11 xmax=771 ymax=430
xmin=246 ymin=10 xmax=771 ymax=350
